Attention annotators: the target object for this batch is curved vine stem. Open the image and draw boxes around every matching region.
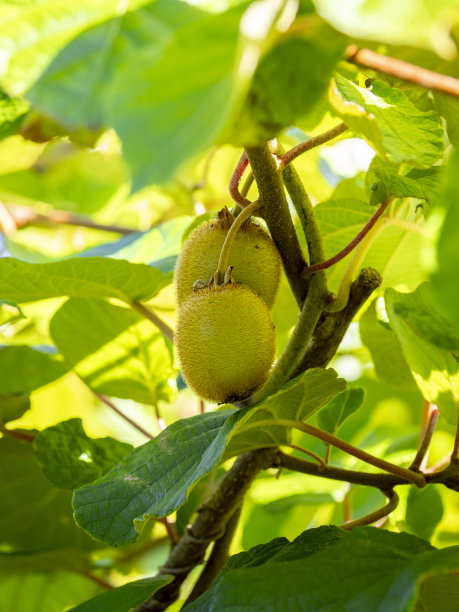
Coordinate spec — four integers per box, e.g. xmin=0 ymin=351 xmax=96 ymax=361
xmin=278 ymin=123 xmax=348 ymax=170
xmin=229 ymin=152 xmax=251 ymax=208
xmin=339 ymin=489 xmax=399 ymax=531
xmin=215 ymin=200 xmax=259 ymax=285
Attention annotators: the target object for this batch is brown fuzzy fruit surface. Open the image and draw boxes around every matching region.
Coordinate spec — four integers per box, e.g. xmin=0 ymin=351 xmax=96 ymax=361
xmin=175 ymin=216 xmax=281 ymax=309
xmin=175 ymin=284 xmax=276 ymax=403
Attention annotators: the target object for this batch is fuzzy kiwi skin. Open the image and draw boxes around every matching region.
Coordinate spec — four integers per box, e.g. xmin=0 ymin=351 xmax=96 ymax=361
xmin=175 ymin=217 xmax=281 ymax=309
xmin=176 ymin=284 xmax=276 ymax=403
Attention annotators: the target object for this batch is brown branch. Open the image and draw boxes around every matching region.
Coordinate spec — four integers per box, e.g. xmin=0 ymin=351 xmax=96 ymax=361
xmin=6 ymin=204 xmax=137 ymax=235
xmin=345 ymin=45 xmax=459 ymax=98
xmin=135 ymin=448 xmax=276 ymax=611
xmin=278 ymin=123 xmax=348 ymax=169
xmin=245 ymin=144 xmax=309 ymax=306
xmin=158 ymin=518 xmax=179 ymax=546
xmin=307 ymin=199 xmax=391 ymax=274
xmin=182 ymin=505 xmax=241 ymax=607
xmin=339 ymin=489 xmax=399 ymax=531
xmin=0 ymin=424 xmax=36 ymax=443
xmin=228 ymin=152 xmax=251 ymax=208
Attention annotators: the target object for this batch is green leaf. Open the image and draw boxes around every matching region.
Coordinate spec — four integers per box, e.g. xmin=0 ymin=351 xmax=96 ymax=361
xmin=385 ymin=286 xmax=459 ymax=424
xmin=367 ymin=156 xmax=445 ymax=209
xmin=431 ymin=149 xmax=459 ymax=337
xmin=50 ymin=298 xmax=175 ymax=405
xmin=330 ymin=76 xmax=444 ymax=167
xmin=0 ymin=92 xmax=29 ymax=139
xmin=315 ymin=198 xmax=427 ymax=292
xmin=360 ymin=299 xmax=417 ymax=389
xmin=223 ymin=368 xmax=346 ymax=458
xmin=73 ymin=409 xmax=237 ymax=545
xmin=0 ymin=393 xmax=30 ymax=424
xmin=0 ymin=346 xmax=68 ymax=393
xmin=34 ymin=418 xmax=133 ymax=489
xmin=106 ymin=5 xmax=246 ymax=189
xmin=0 ymin=436 xmax=99 ymax=553
xmin=68 ymin=575 xmax=173 ymax=612
xmin=316 ymin=387 xmax=365 ymax=435
xmin=28 ymin=0 xmax=203 ymax=129
xmin=0 ymin=298 xmax=25 ymax=324
xmin=0 ymin=0 xmax=151 ymax=96
xmin=434 ymin=92 xmax=459 ymax=146
xmin=236 ymin=19 xmax=345 ymax=142
xmin=405 ymin=485 xmax=444 ymax=542
xmin=0 ymin=257 xmax=172 ymax=303
xmin=187 ymin=526 xmax=459 ymax=612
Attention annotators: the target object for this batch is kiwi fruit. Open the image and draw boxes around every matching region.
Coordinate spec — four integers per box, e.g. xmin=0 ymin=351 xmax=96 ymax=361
xmin=176 ymin=283 xmax=275 ymax=403
xmin=175 ymin=209 xmax=281 ymax=309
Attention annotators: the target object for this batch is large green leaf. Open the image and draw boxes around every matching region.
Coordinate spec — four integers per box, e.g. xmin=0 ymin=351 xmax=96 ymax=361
xmin=34 ymin=418 xmax=133 ymax=489
xmin=68 ymin=575 xmax=173 ymax=612
xmin=28 ymin=0 xmax=203 ymax=129
xmin=0 ymin=345 xmax=68 ymax=393
xmin=316 ymin=387 xmax=365 ymax=435
xmin=0 ymin=437 xmax=99 ymax=553
xmin=315 ymin=198 xmax=427 ymax=292
xmin=235 ymin=18 xmax=345 ymax=143
xmin=73 ymin=409 xmax=237 ymax=545
xmin=330 ymin=76 xmax=444 ymax=167
xmin=0 ymin=257 xmax=171 ymax=303
xmin=50 ymin=298 xmax=174 ymax=404
xmin=431 ymin=149 xmax=459 ymax=336
xmin=0 ymin=0 xmax=150 ymax=95
xmin=187 ymin=526 xmax=459 ymax=612
xmin=360 ymin=299 xmax=417 ymax=389
xmin=386 ymin=286 xmax=459 ymax=424
xmin=0 ymin=393 xmax=30 ymax=424
xmin=223 ymin=368 xmax=346 ymax=459
xmin=405 ymin=485 xmax=444 ymax=542
xmin=106 ymin=5 xmax=246 ymax=189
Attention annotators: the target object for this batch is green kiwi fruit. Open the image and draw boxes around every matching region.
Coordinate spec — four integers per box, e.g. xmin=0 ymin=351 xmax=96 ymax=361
xmin=175 ymin=283 xmax=275 ymax=403
xmin=175 ymin=209 xmax=281 ymax=309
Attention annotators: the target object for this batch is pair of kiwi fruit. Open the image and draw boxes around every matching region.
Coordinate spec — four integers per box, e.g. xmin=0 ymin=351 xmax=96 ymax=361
xmin=175 ymin=208 xmax=281 ymax=403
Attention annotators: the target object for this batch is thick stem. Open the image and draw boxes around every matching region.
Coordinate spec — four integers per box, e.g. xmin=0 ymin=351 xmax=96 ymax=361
xmin=339 ymin=489 xmax=399 ymax=530
xmin=135 ymin=448 xmax=276 ymax=611
xmin=182 ymin=506 xmax=241 ymax=608
xmin=281 ymin=161 xmax=326 ymax=266
xmin=245 ymin=144 xmax=309 ymax=306
xmin=278 ymin=123 xmax=348 ymax=169
xmin=132 ymin=301 xmax=174 ymax=342
xmin=345 ymin=45 xmax=459 ymax=98
xmin=215 ymin=201 xmax=259 ymax=284
xmin=292 ymin=267 xmax=382 ymax=377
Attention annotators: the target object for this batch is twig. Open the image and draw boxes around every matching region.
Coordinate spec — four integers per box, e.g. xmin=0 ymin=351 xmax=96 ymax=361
xmin=182 ymin=505 xmax=241 ymax=607
xmin=339 ymin=489 xmax=399 ymax=531
xmin=6 ymin=204 xmax=137 ymax=235
xmin=154 ymin=404 xmax=167 ymax=432
xmin=410 ymin=404 xmax=439 ymax=471
xmin=81 ymin=570 xmax=114 ymax=590
xmin=283 ymin=444 xmax=326 ymax=468
xmin=131 ymin=301 xmax=174 ymax=342
xmin=215 ymin=201 xmax=259 ymax=284
xmin=245 ymin=144 xmax=309 ymax=307
xmin=275 ymin=419 xmax=425 ymax=487
xmin=159 ymin=518 xmax=179 ymax=545
xmin=278 ymin=123 xmax=348 ymax=169
xmin=96 ymin=393 xmax=154 ymax=439
xmin=307 ymin=199 xmax=392 ymax=274
xmin=345 ymin=45 xmax=459 ymax=99
xmin=135 ymin=448 xmax=276 ymax=611
xmin=228 ymin=152 xmax=251 ymax=208
xmin=117 ymin=537 xmax=169 ymax=564
xmin=0 ymin=424 xmax=36 ymax=443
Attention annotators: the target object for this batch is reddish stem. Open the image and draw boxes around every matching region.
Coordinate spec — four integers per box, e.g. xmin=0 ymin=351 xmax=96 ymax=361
xmin=278 ymin=123 xmax=348 ymax=169
xmin=307 ymin=199 xmax=391 ymax=274
xmin=228 ymin=152 xmax=251 ymax=208
xmin=96 ymin=393 xmax=154 ymax=439
xmin=410 ymin=405 xmax=439 ymax=471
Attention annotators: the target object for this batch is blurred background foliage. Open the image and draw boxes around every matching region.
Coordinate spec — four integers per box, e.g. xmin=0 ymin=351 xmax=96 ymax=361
xmin=1 ymin=0 xmax=459 ymax=610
